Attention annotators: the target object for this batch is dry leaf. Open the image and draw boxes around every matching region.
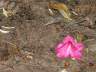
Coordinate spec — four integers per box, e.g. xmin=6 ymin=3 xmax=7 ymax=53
xmin=3 ymin=8 xmax=14 ymax=17
xmin=2 ymin=8 xmax=8 ymax=17
xmin=1 ymin=26 xmax=15 ymax=29
xmin=0 ymin=29 xmax=10 ymax=33
xmin=49 ymin=2 xmax=72 ymax=20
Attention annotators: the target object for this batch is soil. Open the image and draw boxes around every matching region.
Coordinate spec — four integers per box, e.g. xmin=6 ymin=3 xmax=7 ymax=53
xmin=0 ymin=0 xmax=96 ymax=72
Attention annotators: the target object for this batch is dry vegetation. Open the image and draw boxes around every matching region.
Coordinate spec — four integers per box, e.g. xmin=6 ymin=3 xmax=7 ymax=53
xmin=0 ymin=0 xmax=96 ymax=72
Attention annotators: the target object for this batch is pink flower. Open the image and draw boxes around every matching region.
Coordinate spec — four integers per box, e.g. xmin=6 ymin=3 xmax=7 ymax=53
xmin=55 ymin=35 xmax=84 ymax=60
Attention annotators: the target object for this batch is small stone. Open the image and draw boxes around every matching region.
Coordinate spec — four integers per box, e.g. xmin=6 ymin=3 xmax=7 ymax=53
xmin=61 ymin=69 xmax=68 ymax=72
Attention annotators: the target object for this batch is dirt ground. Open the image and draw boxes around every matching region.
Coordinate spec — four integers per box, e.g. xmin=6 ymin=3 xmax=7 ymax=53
xmin=0 ymin=0 xmax=96 ymax=72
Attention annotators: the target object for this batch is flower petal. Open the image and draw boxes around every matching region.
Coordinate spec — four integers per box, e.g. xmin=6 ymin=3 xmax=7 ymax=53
xmin=63 ymin=35 xmax=75 ymax=44
xmin=56 ymin=42 xmax=64 ymax=49
xmin=55 ymin=35 xmax=84 ymax=60
xmin=55 ymin=43 xmax=71 ymax=59
xmin=71 ymin=51 xmax=82 ymax=60
xmin=75 ymin=43 xmax=84 ymax=51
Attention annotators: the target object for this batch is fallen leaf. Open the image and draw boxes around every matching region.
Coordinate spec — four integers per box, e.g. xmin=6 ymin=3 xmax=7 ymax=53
xmin=49 ymin=2 xmax=72 ymax=20
xmin=3 ymin=8 xmax=14 ymax=17
xmin=0 ymin=29 xmax=10 ymax=33
xmin=3 ymin=8 xmax=9 ymax=17
xmin=1 ymin=26 xmax=15 ymax=29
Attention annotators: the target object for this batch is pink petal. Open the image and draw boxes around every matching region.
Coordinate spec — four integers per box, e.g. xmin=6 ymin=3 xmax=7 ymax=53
xmin=55 ymin=43 xmax=71 ymax=59
xmin=75 ymin=43 xmax=84 ymax=51
xmin=63 ymin=35 xmax=75 ymax=45
xmin=56 ymin=42 xmax=64 ymax=49
xmin=71 ymin=51 xmax=82 ymax=60
xmin=55 ymin=35 xmax=84 ymax=60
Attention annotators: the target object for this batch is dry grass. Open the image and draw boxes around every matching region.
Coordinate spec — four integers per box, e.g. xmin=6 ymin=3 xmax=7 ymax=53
xmin=0 ymin=0 xmax=96 ymax=72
